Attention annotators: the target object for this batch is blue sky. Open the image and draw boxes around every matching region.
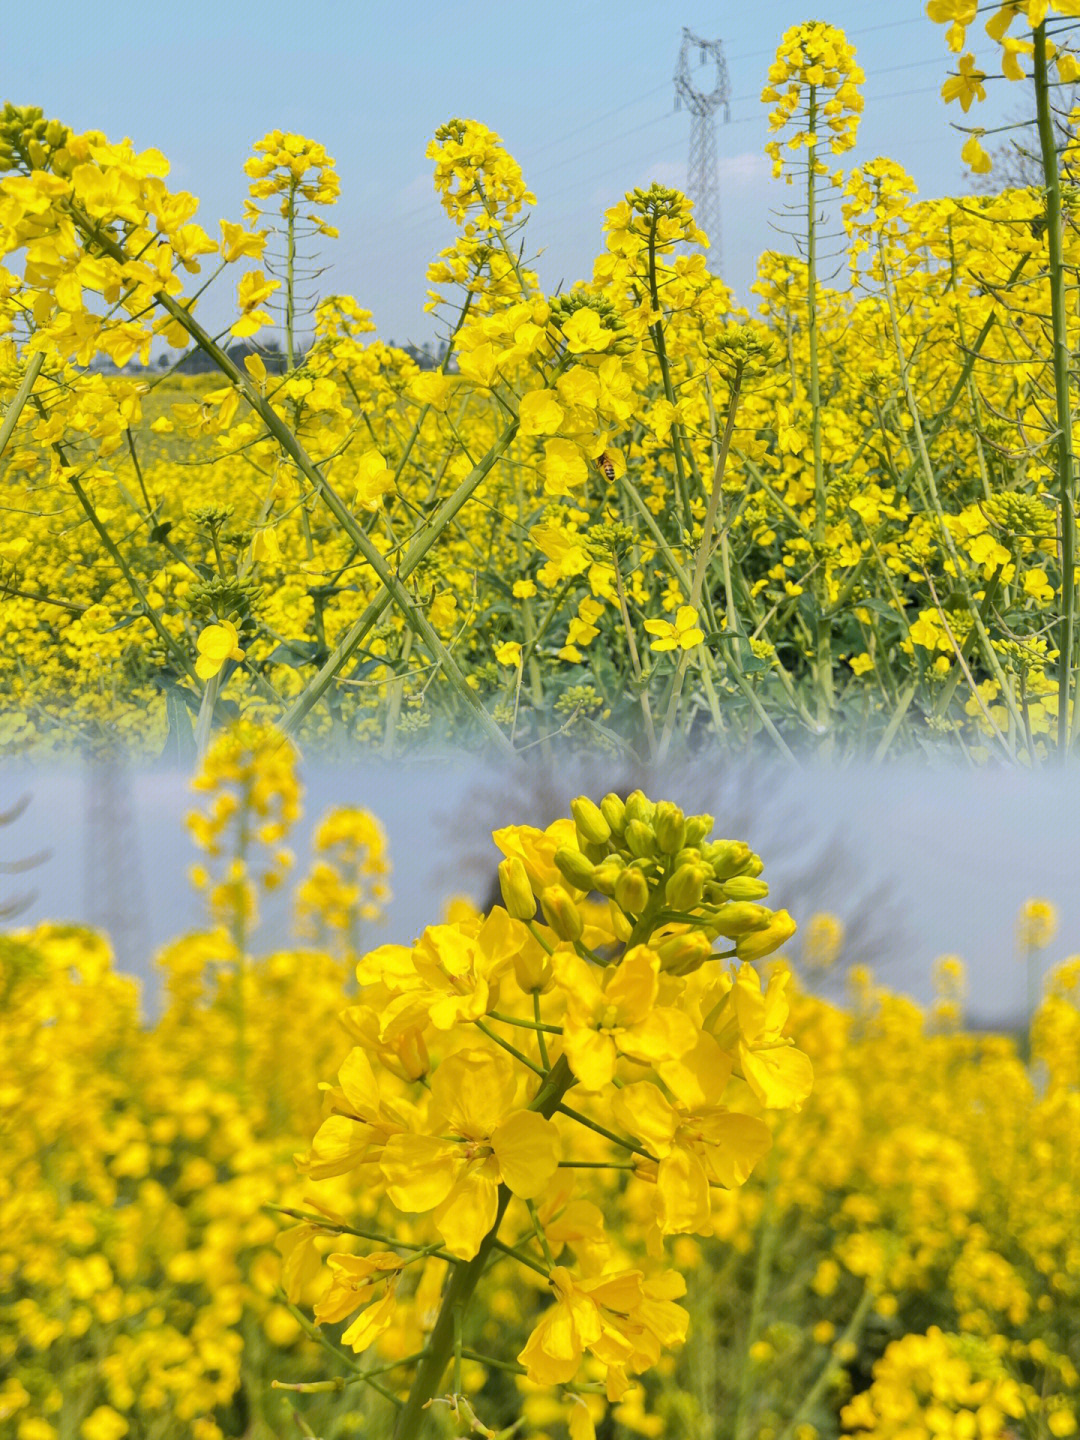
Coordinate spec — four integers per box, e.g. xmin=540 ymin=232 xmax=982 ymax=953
xmin=7 ymin=1 xmax=1018 ymax=346
xmin=7 ymin=758 xmax=1080 ymax=1030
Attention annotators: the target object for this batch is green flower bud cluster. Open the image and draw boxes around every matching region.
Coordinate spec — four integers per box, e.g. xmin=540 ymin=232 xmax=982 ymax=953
xmin=0 ymin=103 xmax=69 ymax=174
xmin=186 ymin=576 xmax=262 ymax=622
xmin=707 ymin=324 xmax=781 ymax=382
xmin=547 ymin=292 xmax=624 ymax=336
xmin=535 ymin=790 xmax=795 ymax=973
xmin=189 ymin=503 xmax=236 ymax=533
xmin=981 ymin=492 xmax=1056 ymax=543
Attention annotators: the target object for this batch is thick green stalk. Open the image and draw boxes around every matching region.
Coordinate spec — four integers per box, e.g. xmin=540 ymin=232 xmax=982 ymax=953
xmin=806 ymin=88 xmax=833 ymax=730
xmin=657 ymin=366 xmax=743 ymax=759
xmin=0 ymin=348 xmax=44 ymax=457
xmin=279 ymin=420 xmax=518 ymax=734
xmin=285 ymin=180 xmax=298 ymax=371
xmin=64 ymin=201 xmax=514 ymax=753
xmin=392 ymin=1056 xmax=574 ymax=1439
xmin=1034 ymin=24 xmax=1077 ymax=754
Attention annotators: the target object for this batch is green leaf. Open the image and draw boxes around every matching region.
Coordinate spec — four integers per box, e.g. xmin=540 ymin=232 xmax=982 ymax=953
xmin=161 ymin=686 xmax=196 ymax=766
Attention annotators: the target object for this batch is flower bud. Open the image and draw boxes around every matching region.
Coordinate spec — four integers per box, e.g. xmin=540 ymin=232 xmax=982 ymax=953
xmin=499 ymin=857 xmax=537 ymax=920
xmin=601 ymin=792 xmax=626 ymax=836
xmin=736 ymin=909 xmax=797 ymax=960
xmin=614 ymin=866 xmax=650 ymax=916
xmin=571 ymin=796 xmax=611 ymax=846
xmin=653 ymin=801 xmax=686 ymax=855
xmin=540 ymin=885 xmax=584 ymax=942
xmin=674 ymin=847 xmax=702 ymax=869
xmin=608 ymin=899 xmax=633 ymax=942
xmin=624 ymin=819 xmax=656 ymax=859
xmin=514 ymin=938 xmax=553 ymax=993
xmin=665 ymin=864 xmax=706 ymax=912
xmin=554 ymin=845 xmax=597 ymax=893
xmin=684 ymin=814 xmax=714 ymax=846
xmin=721 ymin=876 xmax=770 ymax=902
xmin=592 ymin=859 xmax=625 ymax=896
xmin=624 ymin=789 xmax=654 ymax=826
xmin=745 ymin=855 xmax=764 ymax=878
xmin=709 ymin=901 xmax=773 ymax=938
xmin=656 ymin=931 xmax=714 ymax=976
xmin=703 ymin=839 xmax=752 ymax=879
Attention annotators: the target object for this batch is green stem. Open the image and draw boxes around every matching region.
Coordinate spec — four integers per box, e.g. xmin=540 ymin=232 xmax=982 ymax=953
xmin=392 ymin=1056 xmax=575 ymax=1439
xmin=63 ymin=200 xmax=514 ymax=754
xmin=806 ymin=87 xmax=833 ymax=732
xmin=279 ymin=421 xmax=518 ymax=735
xmin=657 ymin=365 xmax=744 ymax=759
xmin=0 ymin=348 xmax=44 ymax=457
xmin=1034 ymin=23 xmax=1077 ymax=754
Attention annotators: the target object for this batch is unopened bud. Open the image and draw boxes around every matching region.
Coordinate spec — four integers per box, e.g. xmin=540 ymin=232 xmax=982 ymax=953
xmin=592 ymin=858 xmax=625 ymax=896
xmin=684 ymin=814 xmax=713 ymax=846
xmin=721 ymin=876 xmax=770 ymax=902
xmin=571 ymin=796 xmax=611 ymax=846
xmin=514 ymin=938 xmax=552 ymax=993
xmin=656 ymin=931 xmax=714 ymax=976
xmin=540 ymin=885 xmax=584 ymax=942
xmin=624 ymin=819 xmax=655 ymax=859
xmin=704 ymin=839 xmax=752 ymax=880
xmin=745 ymin=855 xmax=764 ymax=878
xmin=709 ymin=901 xmax=773 ymax=938
xmin=600 ymin=793 xmax=626 ymax=836
xmin=555 ymin=845 xmax=598 ymax=892
xmin=665 ymin=863 xmax=706 ymax=912
xmin=736 ymin=909 xmax=797 ymax=960
xmin=653 ymin=801 xmax=686 ymax=855
xmin=623 ymin=790 xmax=654 ymax=826
xmin=608 ymin=900 xmax=633 ymax=942
xmin=614 ymin=866 xmax=650 ymax=916
xmin=499 ymin=857 xmax=537 ymax=920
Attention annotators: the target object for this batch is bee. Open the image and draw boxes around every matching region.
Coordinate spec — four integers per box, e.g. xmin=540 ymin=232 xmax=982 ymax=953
xmin=596 ymin=450 xmax=616 ymax=483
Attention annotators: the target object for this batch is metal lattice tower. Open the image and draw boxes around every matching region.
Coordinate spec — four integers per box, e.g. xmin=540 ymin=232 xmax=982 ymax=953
xmin=674 ymin=27 xmax=731 ymax=270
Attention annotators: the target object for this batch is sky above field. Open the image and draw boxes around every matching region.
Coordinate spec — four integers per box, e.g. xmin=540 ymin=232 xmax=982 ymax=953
xmin=7 ymin=758 xmax=1080 ymax=1030
xmin=9 ymin=0 xmax=1019 ymax=348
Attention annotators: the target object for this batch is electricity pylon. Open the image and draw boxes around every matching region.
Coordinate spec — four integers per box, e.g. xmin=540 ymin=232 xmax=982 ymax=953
xmin=674 ymin=27 xmax=731 ymax=270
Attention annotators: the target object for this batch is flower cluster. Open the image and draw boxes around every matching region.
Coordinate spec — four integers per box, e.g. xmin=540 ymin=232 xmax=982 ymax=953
xmin=762 ymin=21 xmax=865 ymax=180
xmin=285 ymin=790 xmax=808 ymax=1427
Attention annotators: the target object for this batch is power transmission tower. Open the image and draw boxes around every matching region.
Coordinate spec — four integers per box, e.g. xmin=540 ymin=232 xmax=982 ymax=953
xmin=674 ymin=27 xmax=731 ymax=270
xmin=83 ymin=760 xmax=149 ymax=973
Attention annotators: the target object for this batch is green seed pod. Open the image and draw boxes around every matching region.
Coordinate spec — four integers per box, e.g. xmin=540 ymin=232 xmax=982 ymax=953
xmin=709 ymin=901 xmax=773 ymax=938
xmin=624 ymin=819 xmax=656 ymax=859
xmin=665 ymin=863 xmax=706 ymax=912
xmin=498 ymin=857 xmax=537 ymax=920
xmin=614 ymin=866 xmax=650 ymax=916
xmin=721 ymin=875 xmax=769 ymax=902
xmin=653 ymin=801 xmax=686 ymax=855
xmin=540 ymin=885 xmax=584 ymax=942
xmin=656 ymin=931 xmax=714 ymax=976
xmin=571 ymin=796 xmax=611 ymax=846
xmin=554 ymin=845 xmax=598 ymax=893
xmin=600 ymin=793 xmax=626 ymax=836
xmin=703 ymin=839 xmax=752 ymax=880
